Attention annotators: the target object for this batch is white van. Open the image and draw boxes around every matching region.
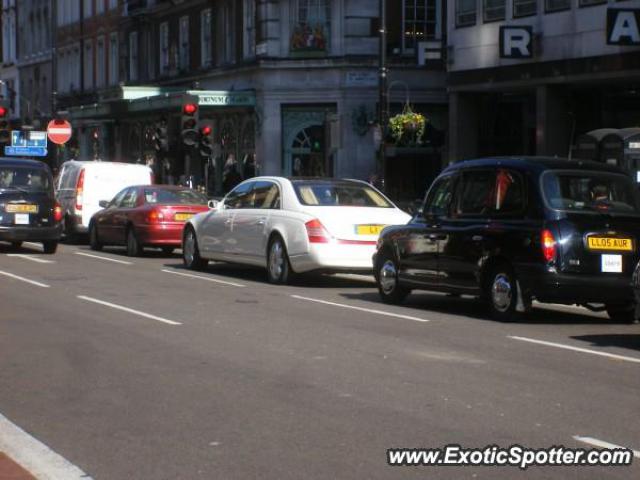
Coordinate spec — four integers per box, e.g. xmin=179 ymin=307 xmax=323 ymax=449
xmin=56 ymin=161 xmax=153 ymax=237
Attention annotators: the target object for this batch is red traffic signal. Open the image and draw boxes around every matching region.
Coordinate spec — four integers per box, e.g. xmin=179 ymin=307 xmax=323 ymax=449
xmin=200 ymin=125 xmax=212 ymax=136
xmin=0 ymin=107 xmax=7 ymax=117
xmin=183 ymin=103 xmax=198 ymax=115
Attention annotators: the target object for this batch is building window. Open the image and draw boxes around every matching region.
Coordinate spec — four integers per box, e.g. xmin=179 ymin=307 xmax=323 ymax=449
xmin=244 ymin=0 xmax=256 ymax=58
xmin=83 ymin=41 xmax=94 ymax=90
xmin=456 ymin=0 xmax=476 ymax=27
xmin=129 ymin=31 xmax=138 ymax=81
xmin=403 ymin=0 xmax=438 ymax=52
xmin=513 ymin=0 xmax=537 ymax=16
xmin=484 ymin=0 xmax=505 ymax=21
xmin=83 ymin=0 xmax=92 ymax=19
xmin=179 ymin=16 xmax=190 ymax=70
xmin=545 ymin=0 xmax=570 ymax=12
xmin=97 ymin=0 xmax=104 ymax=15
xmin=96 ymin=36 xmax=106 ymax=88
xmin=579 ymin=0 xmax=606 ymax=6
xmin=159 ymin=22 xmax=169 ymax=72
xmin=109 ymin=0 xmax=118 ymax=10
xmin=108 ymin=33 xmax=119 ymax=85
xmin=200 ymin=9 xmax=213 ymax=67
xmin=291 ymin=0 xmax=330 ymax=53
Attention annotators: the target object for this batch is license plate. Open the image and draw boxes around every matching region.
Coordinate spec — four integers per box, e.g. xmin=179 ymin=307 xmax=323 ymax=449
xmin=14 ymin=214 xmax=29 ymax=225
xmin=587 ymin=237 xmax=633 ymax=252
xmin=356 ymin=224 xmax=386 ymax=235
xmin=6 ymin=204 xmax=38 ymax=213
xmin=174 ymin=213 xmax=195 ymax=222
xmin=602 ymin=254 xmax=622 ymax=273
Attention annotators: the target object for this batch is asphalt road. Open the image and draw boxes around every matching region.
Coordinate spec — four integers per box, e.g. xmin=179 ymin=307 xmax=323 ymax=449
xmin=0 ymin=241 xmax=638 ymax=480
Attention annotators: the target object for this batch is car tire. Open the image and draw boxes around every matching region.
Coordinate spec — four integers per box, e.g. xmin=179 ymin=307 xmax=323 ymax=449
xmin=42 ymin=241 xmax=58 ymax=255
xmin=89 ymin=222 xmax=102 ymax=251
xmin=267 ymin=235 xmax=293 ymax=285
xmin=126 ymin=227 xmax=143 ymax=257
xmin=183 ymin=228 xmax=208 ymax=270
xmin=375 ymin=250 xmax=410 ymax=305
xmin=606 ymin=304 xmax=638 ymax=324
xmin=10 ymin=241 xmax=23 ymax=249
xmin=161 ymin=247 xmax=175 ymax=255
xmin=485 ymin=264 xmax=521 ymax=322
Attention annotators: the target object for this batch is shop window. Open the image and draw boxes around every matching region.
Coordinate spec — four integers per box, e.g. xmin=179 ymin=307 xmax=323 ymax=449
xmin=403 ymin=0 xmax=438 ymax=52
xmin=456 ymin=0 xmax=476 ymax=27
xmin=545 ymin=0 xmax=570 ymax=12
xmin=201 ymin=9 xmax=213 ymax=67
xmin=483 ymin=0 xmax=505 ymax=22
xmin=513 ymin=0 xmax=537 ymax=17
xmin=291 ymin=0 xmax=330 ymax=54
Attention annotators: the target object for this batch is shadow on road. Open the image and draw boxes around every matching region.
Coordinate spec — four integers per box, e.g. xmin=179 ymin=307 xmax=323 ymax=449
xmin=338 ymin=291 xmax=619 ymax=325
xmin=571 ymin=334 xmax=640 ymax=353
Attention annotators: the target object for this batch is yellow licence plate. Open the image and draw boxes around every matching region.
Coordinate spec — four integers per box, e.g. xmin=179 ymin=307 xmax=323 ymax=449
xmin=356 ymin=224 xmax=385 ymax=236
xmin=174 ymin=213 xmax=195 ymax=222
xmin=587 ymin=237 xmax=633 ymax=252
xmin=6 ymin=204 xmax=38 ymax=213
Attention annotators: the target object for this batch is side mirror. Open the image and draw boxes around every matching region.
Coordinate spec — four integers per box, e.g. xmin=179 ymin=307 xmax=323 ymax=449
xmin=99 ymin=200 xmax=110 ymax=209
xmin=207 ymin=199 xmax=219 ymax=210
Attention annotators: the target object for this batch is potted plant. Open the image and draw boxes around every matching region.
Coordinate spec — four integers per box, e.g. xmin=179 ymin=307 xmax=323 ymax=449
xmin=388 ymin=104 xmax=426 ymax=146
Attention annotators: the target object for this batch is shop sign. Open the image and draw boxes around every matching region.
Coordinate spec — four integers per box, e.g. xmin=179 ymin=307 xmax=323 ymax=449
xmin=198 ymin=93 xmax=256 ymax=107
xmin=499 ymin=26 xmax=533 ymax=59
xmin=346 ymin=72 xmax=378 ymax=88
xmin=607 ymin=9 xmax=640 ymax=46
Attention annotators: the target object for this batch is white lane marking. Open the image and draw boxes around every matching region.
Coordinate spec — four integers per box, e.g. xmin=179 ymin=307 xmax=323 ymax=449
xmin=573 ymin=436 xmax=640 ymax=458
xmin=161 ymin=269 xmax=246 ymax=288
xmin=75 ymin=251 xmax=133 ymax=265
xmin=509 ymin=336 xmax=640 ymax=364
xmin=7 ymin=254 xmax=55 ymax=264
xmin=0 ymin=412 xmax=93 ymax=480
xmin=291 ymin=295 xmax=430 ymax=323
xmin=77 ymin=295 xmax=182 ymax=326
xmin=0 ymin=270 xmax=50 ymax=288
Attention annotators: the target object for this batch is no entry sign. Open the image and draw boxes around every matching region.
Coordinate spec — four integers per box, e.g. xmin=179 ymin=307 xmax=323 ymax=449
xmin=47 ymin=119 xmax=73 ymax=145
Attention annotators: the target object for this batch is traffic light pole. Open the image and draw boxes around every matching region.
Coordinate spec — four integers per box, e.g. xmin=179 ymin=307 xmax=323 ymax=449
xmin=378 ymin=0 xmax=388 ymax=192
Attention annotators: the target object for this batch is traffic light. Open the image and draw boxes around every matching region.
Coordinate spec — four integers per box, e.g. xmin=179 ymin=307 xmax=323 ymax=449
xmin=154 ymin=119 xmax=168 ymax=152
xmin=198 ymin=121 xmax=214 ymax=157
xmin=181 ymin=100 xmax=199 ymax=146
xmin=0 ymin=100 xmax=10 ymax=144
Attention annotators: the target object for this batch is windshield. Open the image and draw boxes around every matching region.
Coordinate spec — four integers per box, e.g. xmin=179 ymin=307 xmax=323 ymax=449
xmin=293 ymin=182 xmax=393 ymax=208
xmin=143 ymin=188 xmax=208 ymax=205
xmin=542 ymin=171 xmax=640 ymax=215
xmin=0 ymin=166 xmax=51 ymax=192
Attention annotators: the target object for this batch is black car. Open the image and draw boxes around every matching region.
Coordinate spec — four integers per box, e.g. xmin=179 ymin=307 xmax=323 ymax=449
xmin=373 ymin=157 xmax=640 ymax=323
xmin=0 ymin=158 xmax=62 ymax=253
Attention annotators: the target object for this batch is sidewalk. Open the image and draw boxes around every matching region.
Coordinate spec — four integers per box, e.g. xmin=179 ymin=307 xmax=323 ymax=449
xmin=0 ymin=452 xmax=36 ymax=480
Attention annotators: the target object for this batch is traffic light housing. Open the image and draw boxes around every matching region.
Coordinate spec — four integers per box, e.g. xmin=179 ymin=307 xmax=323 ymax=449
xmin=199 ymin=121 xmax=214 ymax=157
xmin=181 ymin=100 xmax=199 ymax=146
xmin=155 ymin=118 xmax=168 ymax=152
xmin=0 ymin=100 xmax=10 ymax=144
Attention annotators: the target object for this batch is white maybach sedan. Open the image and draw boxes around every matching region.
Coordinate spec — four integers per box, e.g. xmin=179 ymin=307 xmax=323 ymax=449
xmin=182 ymin=177 xmax=412 ymax=283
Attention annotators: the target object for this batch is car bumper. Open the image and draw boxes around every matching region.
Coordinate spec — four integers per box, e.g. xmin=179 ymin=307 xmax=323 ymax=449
xmin=136 ymin=224 xmax=185 ymax=246
xmin=0 ymin=224 xmax=62 ymax=242
xmin=519 ymin=266 xmax=634 ymax=305
xmin=290 ymin=243 xmax=376 ymax=273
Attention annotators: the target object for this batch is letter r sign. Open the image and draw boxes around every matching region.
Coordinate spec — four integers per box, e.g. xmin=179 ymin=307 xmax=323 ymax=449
xmin=499 ymin=26 xmax=533 ymax=59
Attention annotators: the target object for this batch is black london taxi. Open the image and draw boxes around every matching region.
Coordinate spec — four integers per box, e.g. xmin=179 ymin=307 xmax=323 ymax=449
xmin=373 ymin=157 xmax=640 ymax=323
xmin=0 ymin=158 xmax=63 ymax=253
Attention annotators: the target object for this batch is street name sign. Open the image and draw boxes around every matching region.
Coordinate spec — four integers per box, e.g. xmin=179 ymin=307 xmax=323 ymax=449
xmin=5 ymin=146 xmax=48 ymax=157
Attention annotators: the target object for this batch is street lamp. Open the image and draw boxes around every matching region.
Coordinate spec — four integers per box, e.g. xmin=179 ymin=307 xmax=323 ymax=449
xmin=377 ymin=0 xmax=387 ymax=192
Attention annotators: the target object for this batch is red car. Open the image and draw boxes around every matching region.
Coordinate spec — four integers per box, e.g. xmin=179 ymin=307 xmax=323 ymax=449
xmin=88 ymin=185 xmax=209 ymax=256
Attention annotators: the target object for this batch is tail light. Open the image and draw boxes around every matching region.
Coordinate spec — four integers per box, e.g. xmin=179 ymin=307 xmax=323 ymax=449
xmin=147 ymin=208 xmax=165 ymax=224
xmin=305 ymin=219 xmax=331 ymax=244
xmin=541 ymin=229 xmax=557 ymax=263
xmin=53 ymin=202 xmax=63 ymax=223
xmin=75 ymin=169 xmax=85 ymax=212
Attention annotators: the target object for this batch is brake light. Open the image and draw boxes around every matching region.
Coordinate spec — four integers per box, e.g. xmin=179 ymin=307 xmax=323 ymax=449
xmin=541 ymin=229 xmax=557 ymax=263
xmin=75 ymin=169 xmax=85 ymax=211
xmin=53 ymin=202 xmax=63 ymax=223
xmin=147 ymin=208 xmax=165 ymax=224
xmin=305 ymin=219 xmax=331 ymax=244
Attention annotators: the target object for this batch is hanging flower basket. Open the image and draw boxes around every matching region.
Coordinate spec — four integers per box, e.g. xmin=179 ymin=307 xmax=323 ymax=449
xmin=389 ymin=105 xmax=427 ymax=146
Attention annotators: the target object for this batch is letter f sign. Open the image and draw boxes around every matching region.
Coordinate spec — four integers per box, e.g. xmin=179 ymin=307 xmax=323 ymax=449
xmin=500 ymin=26 xmax=533 ymax=59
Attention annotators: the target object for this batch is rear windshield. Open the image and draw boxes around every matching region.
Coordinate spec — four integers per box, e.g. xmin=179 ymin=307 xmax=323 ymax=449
xmin=0 ymin=166 xmax=51 ymax=192
xmin=293 ymin=182 xmax=392 ymax=208
xmin=542 ymin=171 xmax=640 ymax=215
xmin=143 ymin=188 xmax=207 ymax=205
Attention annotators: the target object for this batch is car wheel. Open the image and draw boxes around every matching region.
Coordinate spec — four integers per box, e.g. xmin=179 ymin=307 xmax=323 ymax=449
xmin=606 ymin=304 xmax=638 ymax=324
xmin=375 ymin=250 xmax=410 ymax=305
xmin=183 ymin=228 xmax=208 ymax=270
xmin=42 ymin=241 xmax=58 ymax=254
xmin=10 ymin=241 xmax=23 ymax=249
xmin=485 ymin=264 xmax=520 ymax=322
xmin=267 ymin=235 xmax=293 ymax=284
xmin=89 ymin=222 xmax=102 ymax=251
xmin=126 ymin=227 xmax=143 ymax=257
xmin=161 ymin=247 xmax=175 ymax=255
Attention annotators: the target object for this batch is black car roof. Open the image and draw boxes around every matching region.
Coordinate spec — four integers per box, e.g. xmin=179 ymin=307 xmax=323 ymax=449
xmin=442 ymin=156 xmax=628 ymax=176
xmin=0 ymin=157 xmax=50 ymax=169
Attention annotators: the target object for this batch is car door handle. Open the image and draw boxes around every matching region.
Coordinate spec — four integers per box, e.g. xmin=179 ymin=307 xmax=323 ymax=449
xmin=472 ymin=235 xmax=483 ymax=242
xmin=256 ymin=218 xmax=266 ymax=226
